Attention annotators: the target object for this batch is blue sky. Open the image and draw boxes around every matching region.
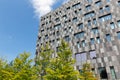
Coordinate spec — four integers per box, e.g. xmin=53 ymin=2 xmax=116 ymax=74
xmin=0 ymin=0 xmax=66 ymax=61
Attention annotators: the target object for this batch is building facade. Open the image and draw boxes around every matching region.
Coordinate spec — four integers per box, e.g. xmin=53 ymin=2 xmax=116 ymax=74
xmin=36 ymin=0 xmax=120 ymax=79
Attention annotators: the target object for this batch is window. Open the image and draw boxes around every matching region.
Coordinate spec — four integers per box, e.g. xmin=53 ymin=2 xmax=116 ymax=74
xmin=74 ymin=31 xmax=85 ymax=39
xmin=72 ymin=17 xmax=78 ymax=22
xmin=118 ymin=1 xmax=120 ymax=6
xmin=99 ymin=14 xmax=112 ymax=22
xmin=77 ymin=23 xmax=83 ymax=29
xmin=117 ymin=32 xmax=120 ymax=39
xmin=91 ymin=27 xmax=99 ymax=34
xmin=106 ymin=0 xmax=110 ymax=2
xmin=55 ymin=18 xmax=60 ymax=22
xmin=99 ymin=8 xmax=104 ymax=13
xmin=98 ymin=67 xmax=108 ymax=79
xmin=84 ymin=11 xmax=95 ymax=19
xmin=45 ymin=35 xmax=48 ymax=39
xmin=90 ymin=38 xmax=95 ymax=45
xmin=66 ymin=7 xmax=70 ymax=10
xmin=81 ymin=40 xmax=86 ymax=47
xmin=105 ymin=6 xmax=110 ymax=12
xmin=74 ymin=10 xmax=78 ymax=14
xmin=93 ymin=19 xmax=97 ymax=25
xmin=69 ymin=27 xmax=72 ymax=32
xmin=88 ymin=20 xmax=91 ymax=27
xmin=117 ymin=20 xmax=120 ymax=27
xmin=64 ymin=36 xmax=70 ymax=42
xmin=38 ymin=36 xmax=41 ymax=41
xmin=63 ymin=15 xmax=67 ymax=20
xmin=95 ymin=1 xmax=102 ymax=7
xmin=54 ymin=24 xmax=61 ymax=30
xmin=52 ymin=40 xmax=55 ymax=44
xmin=75 ymin=52 xmax=87 ymax=64
xmin=90 ymin=50 xmax=97 ymax=59
xmin=79 ymin=9 xmax=82 ymax=14
xmin=110 ymin=22 xmax=115 ymax=29
xmin=72 ymin=2 xmax=81 ymax=8
xmin=106 ymin=34 xmax=111 ymax=42
xmin=87 ymin=0 xmax=92 ymax=3
xmin=96 ymin=37 xmax=101 ymax=43
xmin=110 ymin=66 xmax=117 ymax=79
xmin=77 ymin=42 xmax=80 ymax=48
xmin=41 ymin=29 xmax=44 ymax=33
xmin=56 ymin=31 xmax=60 ymax=36
xmin=86 ymin=5 xmax=91 ymax=11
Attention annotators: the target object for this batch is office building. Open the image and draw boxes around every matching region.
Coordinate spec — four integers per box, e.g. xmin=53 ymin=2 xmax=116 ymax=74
xmin=36 ymin=0 xmax=120 ymax=79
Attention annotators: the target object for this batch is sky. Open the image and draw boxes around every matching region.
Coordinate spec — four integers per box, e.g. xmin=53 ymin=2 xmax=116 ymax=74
xmin=0 ymin=0 xmax=69 ymax=62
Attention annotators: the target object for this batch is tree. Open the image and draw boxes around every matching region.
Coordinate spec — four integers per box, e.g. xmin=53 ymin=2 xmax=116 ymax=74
xmin=44 ymin=40 xmax=80 ymax=80
xmin=35 ymin=43 xmax=53 ymax=80
xmin=79 ymin=63 xmax=98 ymax=80
xmin=0 ymin=52 xmax=39 ymax=80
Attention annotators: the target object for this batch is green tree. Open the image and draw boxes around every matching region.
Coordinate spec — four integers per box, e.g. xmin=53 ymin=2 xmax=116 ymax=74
xmin=44 ymin=40 xmax=80 ymax=80
xmin=35 ymin=43 xmax=53 ymax=80
xmin=79 ymin=63 xmax=98 ymax=80
xmin=0 ymin=52 xmax=39 ymax=80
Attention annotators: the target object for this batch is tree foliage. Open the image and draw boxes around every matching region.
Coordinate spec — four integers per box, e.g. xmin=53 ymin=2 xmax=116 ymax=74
xmin=42 ymin=40 xmax=80 ymax=80
xmin=35 ymin=43 xmax=53 ymax=80
xmin=0 ymin=52 xmax=39 ymax=80
xmin=79 ymin=63 xmax=97 ymax=80
xmin=0 ymin=40 xmax=98 ymax=80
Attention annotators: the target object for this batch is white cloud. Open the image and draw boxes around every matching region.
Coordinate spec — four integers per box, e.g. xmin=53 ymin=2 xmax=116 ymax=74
xmin=31 ymin=0 xmax=71 ymax=18
xmin=62 ymin=0 xmax=70 ymax=4
xmin=31 ymin=0 xmax=57 ymax=18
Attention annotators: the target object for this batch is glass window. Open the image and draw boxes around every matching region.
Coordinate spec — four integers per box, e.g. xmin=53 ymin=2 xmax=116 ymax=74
xmin=72 ymin=2 xmax=81 ymax=8
xmin=63 ymin=15 xmax=67 ymax=20
xmin=54 ymin=24 xmax=61 ymax=30
xmin=90 ymin=50 xmax=97 ymax=59
xmin=110 ymin=22 xmax=115 ymax=29
xmin=74 ymin=31 xmax=85 ymax=39
xmin=79 ymin=9 xmax=82 ymax=14
xmin=75 ymin=53 xmax=81 ymax=63
xmin=87 ymin=0 xmax=92 ymax=3
xmin=90 ymin=38 xmax=95 ymax=45
xmin=105 ymin=6 xmax=110 ymax=12
xmin=56 ymin=31 xmax=60 ymax=36
xmin=99 ymin=8 xmax=104 ymax=13
xmin=110 ymin=66 xmax=117 ymax=79
xmin=88 ymin=20 xmax=91 ymax=27
xmin=96 ymin=37 xmax=101 ymax=44
xmin=45 ymin=35 xmax=48 ymax=39
xmin=117 ymin=32 xmax=120 ymax=39
xmin=74 ymin=10 xmax=78 ymax=14
xmin=118 ymin=1 xmax=120 ymax=6
xmin=117 ymin=20 xmax=120 ymax=27
xmin=106 ymin=34 xmax=111 ymax=42
xmin=64 ymin=36 xmax=70 ymax=42
xmin=55 ymin=18 xmax=60 ymax=22
xmin=86 ymin=5 xmax=91 ymax=11
xmin=78 ymin=23 xmax=83 ymax=29
xmin=75 ymin=52 xmax=87 ymax=64
xmin=66 ymin=7 xmax=70 ymax=10
xmin=72 ymin=17 xmax=78 ymax=22
xmin=91 ymin=27 xmax=99 ymax=34
xmin=93 ymin=19 xmax=97 ymax=25
xmin=106 ymin=0 xmax=110 ymax=2
xmin=95 ymin=1 xmax=102 ymax=7
xmin=81 ymin=40 xmax=86 ymax=47
xmin=98 ymin=67 xmax=108 ymax=79
xmin=99 ymin=14 xmax=112 ymax=22
xmin=77 ymin=42 xmax=80 ymax=48
xmin=84 ymin=11 xmax=95 ymax=19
